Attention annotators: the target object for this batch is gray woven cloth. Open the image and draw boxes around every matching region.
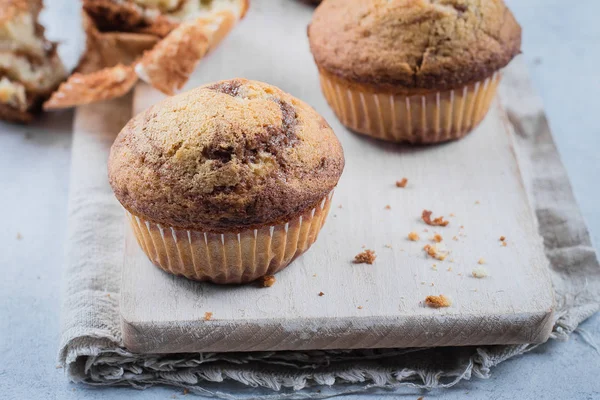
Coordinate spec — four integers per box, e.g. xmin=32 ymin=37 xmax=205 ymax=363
xmin=58 ymin=59 xmax=600 ymax=398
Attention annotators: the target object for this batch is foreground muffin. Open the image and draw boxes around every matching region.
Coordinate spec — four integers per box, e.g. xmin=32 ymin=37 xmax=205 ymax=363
xmin=308 ymin=0 xmax=521 ymax=143
xmin=109 ymin=78 xmax=344 ymax=284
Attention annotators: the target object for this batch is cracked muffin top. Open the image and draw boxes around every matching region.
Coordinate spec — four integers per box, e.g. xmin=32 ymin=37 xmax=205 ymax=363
xmin=108 ymin=78 xmax=344 ymax=232
xmin=308 ymin=0 xmax=521 ymax=91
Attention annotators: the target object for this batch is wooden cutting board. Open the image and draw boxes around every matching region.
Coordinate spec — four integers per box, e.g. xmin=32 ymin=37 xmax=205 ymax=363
xmin=119 ymin=2 xmax=554 ymax=354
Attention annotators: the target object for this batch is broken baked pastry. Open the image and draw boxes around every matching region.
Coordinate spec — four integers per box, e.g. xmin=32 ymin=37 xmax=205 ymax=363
xmin=0 ymin=0 xmax=66 ymax=123
xmin=44 ymin=0 xmax=248 ymax=110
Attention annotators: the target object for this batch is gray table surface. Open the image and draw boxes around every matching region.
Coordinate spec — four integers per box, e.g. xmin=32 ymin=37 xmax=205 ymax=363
xmin=1 ymin=1 xmax=599 ymax=399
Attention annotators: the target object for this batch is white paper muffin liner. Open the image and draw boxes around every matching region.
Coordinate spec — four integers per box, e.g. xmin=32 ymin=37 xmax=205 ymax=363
xmin=320 ymin=71 xmax=502 ymax=143
xmin=125 ymin=191 xmax=334 ymax=284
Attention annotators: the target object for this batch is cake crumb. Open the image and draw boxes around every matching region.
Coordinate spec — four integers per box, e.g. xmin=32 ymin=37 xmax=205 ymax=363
xmin=384 ymin=244 xmax=392 ymax=248
xmin=432 ymin=264 xmax=437 ymax=271
xmin=449 ymin=213 xmax=455 ymax=217
xmin=16 ymin=232 xmax=22 ymax=240
xmin=338 ymin=204 xmax=343 ymax=209
xmin=183 ymin=389 xmax=189 ymax=395
xmin=478 ymin=258 xmax=485 ymax=265
xmin=472 ymin=267 xmax=489 ymax=278
xmin=313 ymin=274 xmax=317 ymax=277
xmin=106 ymin=293 xmax=111 ymax=298
xmin=357 ymin=306 xmax=363 ymax=310
xmin=204 ymin=312 xmax=213 ymax=321
xmin=447 ymin=267 xmax=453 ymax=272
xmin=318 ymin=291 xmax=324 ymax=297
xmin=354 ymin=249 xmax=376 ymax=264
xmin=430 ymin=282 xmax=434 ymax=286
xmin=432 ymin=234 xmax=443 ymax=243
xmin=261 ymin=275 xmax=276 ymax=287
xmin=475 ymin=200 xmax=480 ymax=205
xmin=396 ymin=178 xmax=408 ymax=188
xmin=425 ymin=295 xmax=451 ymax=308
xmin=423 ymin=228 xmax=429 ymax=232
xmin=501 ymin=241 xmax=508 ymax=247
xmin=385 ymin=204 xmax=391 ymax=210
xmin=408 ymin=231 xmax=420 ymax=241
xmin=499 ymin=236 xmax=506 ymax=241
xmin=422 ymin=210 xmax=449 ymax=227
xmin=452 ymin=236 xmax=459 ymax=241
xmin=423 ymin=244 xmax=448 ymax=261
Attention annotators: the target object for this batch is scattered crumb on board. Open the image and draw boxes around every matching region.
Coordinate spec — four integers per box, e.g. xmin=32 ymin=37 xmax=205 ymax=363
xmin=385 ymin=204 xmax=391 ymax=210
xmin=396 ymin=178 xmax=408 ymax=188
xmin=423 ymin=244 xmax=448 ymax=261
xmin=432 ymin=234 xmax=443 ymax=243
xmin=204 ymin=312 xmax=213 ymax=321
xmin=472 ymin=267 xmax=489 ymax=278
xmin=422 ymin=210 xmax=449 ymax=227
xmin=408 ymin=231 xmax=420 ymax=241
xmin=354 ymin=249 xmax=376 ymax=264
xmin=478 ymin=258 xmax=486 ymax=265
xmin=425 ymin=294 xmax=451 ymax=308
xmin=318 ymin=291 xmax=325 ymax=297
xmin=16 ymin=233 xmax=22 ymax=240
xmin=261 ymin=275 xmax=276 ymax=287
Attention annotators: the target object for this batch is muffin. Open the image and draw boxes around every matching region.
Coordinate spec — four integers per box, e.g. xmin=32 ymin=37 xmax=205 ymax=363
xmin=0 ymin=0 xmax=66 ymax=123
xmin=108 ymin=78 xmax=344 ymax=284
xmin=308 ymin=0 xmax=521 ymax=143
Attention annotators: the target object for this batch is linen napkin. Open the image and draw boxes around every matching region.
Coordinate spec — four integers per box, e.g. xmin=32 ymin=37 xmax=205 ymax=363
xmin=58 ymin=59 xmax=600 ymax=398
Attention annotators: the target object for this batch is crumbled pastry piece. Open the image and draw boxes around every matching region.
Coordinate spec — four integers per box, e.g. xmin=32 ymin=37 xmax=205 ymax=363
xmin=501 ymin=241 xmax=508 ymax=247
xmin=357 ymin=306 xmax=363 ymax=309
xmin=499 ymin=236 xmax=506 ymax=241
xmin=384 ymin=204 xmax=391 ymax=210
xmin=452 ymin=236 xmax=458 ymax=241
xmin=396 ymin=178 xmax=408 ymax=188
xmin=475 ymin=200 xmax=480 ymax=204
xmin=478 ymin=258 xmax=485 ymax=265
xmin=432 ymin=264 xmax=437 ymax=271
xmin=472 ymin=267 xmax=489 ymax=278
xmin=261 ymin=275 xmax=276 ymax=287
xmin=44 ymin=64 xmax=138 ymax=109
xmin=408 ymin=231 xmax=420 ymax=241
xmin=16 ymin=232 xmax=22 ymax=240
xmin=422 ymin=210 xmax=449 ymax=227
xmin=384 ymin=244 xmax=392 ymax=248
xmin=432 ymin=234 xmax=443 ymax=243
xmin=449 ymin=213 xmax=455 ymax=217
xmin=318 ymin=291 xmax=324 ymax=296
xmin=354 ymin=249 xmax=376 ymax=264
xmin=425 ymin=295 xmax=451 ymax=308
xmin=423 ymin=243 xmax=448 ymax=261
xmin=447 ymin=266 xmax=452 ymax=272
xmin=204 ymin=311 xmax=213 ymax=321
xmin=0 ymin=0 xmax=66 ymax=123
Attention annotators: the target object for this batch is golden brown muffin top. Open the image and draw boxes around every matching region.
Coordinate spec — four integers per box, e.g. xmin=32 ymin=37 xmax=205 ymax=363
xmin=109 ymin=78 xmax=345 ymax=232
xmin=308 ymin=0 xmax=521 ymax=91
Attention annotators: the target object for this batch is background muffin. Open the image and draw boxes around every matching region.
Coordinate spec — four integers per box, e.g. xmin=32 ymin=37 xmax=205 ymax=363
xmin=109 ymin=78 xmax=344 ymax=284
xmin=308 ymin=0 xmax=521 ymax=143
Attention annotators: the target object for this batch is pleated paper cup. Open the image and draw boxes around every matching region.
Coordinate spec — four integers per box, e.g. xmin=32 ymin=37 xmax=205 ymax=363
xmin=319 ymin=70 xmax=502 ymax=144
xmin=125 ymin=191 xmax=334 ymax=284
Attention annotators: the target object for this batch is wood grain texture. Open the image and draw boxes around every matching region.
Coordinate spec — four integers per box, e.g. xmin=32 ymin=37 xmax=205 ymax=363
xmin=119 ymin=1 xmax=555 ymax=354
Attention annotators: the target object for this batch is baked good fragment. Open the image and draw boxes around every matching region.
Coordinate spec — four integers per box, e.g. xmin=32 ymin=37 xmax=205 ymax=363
xmin=425 ymin=295 xmax=451 ymax=308
xmin=354 ymin=249 xmax=376 ymax=264
xmin=396 ymin=178 xmax=408 ymax=188
xmin=0 ymin=0 xmax=66 ymax=122
xmin=44 ymin=64 xmax=137 ymax=109
xmin=422 ymin=210 xmax=449 ymax=227
xmin=261 ymin=275 xmax=276 ymax=288
xmin=44 ymin=0 xmax=249 ymax=110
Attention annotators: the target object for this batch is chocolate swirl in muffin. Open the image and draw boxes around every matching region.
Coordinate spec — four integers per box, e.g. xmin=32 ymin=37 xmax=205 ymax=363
xmin=108 ymin=78 xmax=344 ymax=232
